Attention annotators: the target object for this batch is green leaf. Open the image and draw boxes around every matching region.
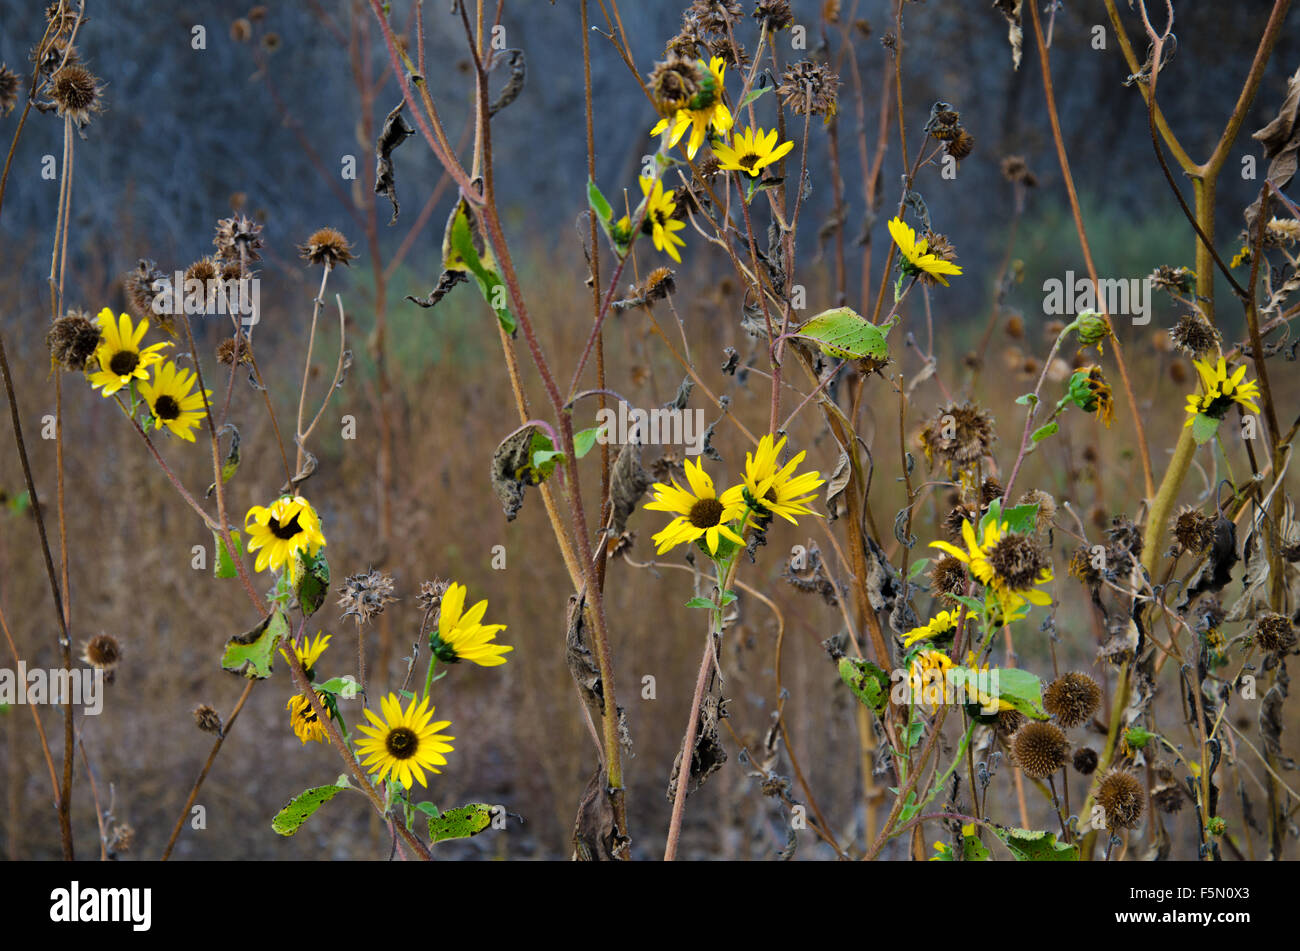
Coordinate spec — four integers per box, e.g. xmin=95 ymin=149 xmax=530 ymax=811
xmin=1124 ymin=726 xmax=1155 ymax=750
xmin=213 ymin=529 xmax=242 ymax=579
xmin=720 ymin=589 xmax=738 ymax=606
xmin=586 ymin=178 xmax=613 ymax=222
xmin=684 ymin=596 xmax=714 ymax=610
xmin=573 ymin=426 xmax=600 ymax=459
xmin=792 ymin=307 xmax=890 ymax=361
xmin=1014 ymin=393 xmax=1038 ymax=406
xmin=314 ymin=676 xmax=360 ymax=700
xmin=221 ymin=610 xmax=289 ymax=680
xmin=962 ymin=829 xmax=992 ymax=861
xmin=428 ymin=803 xmax=495 ymax=843
xmin=737 ymin=84 xmax=772 ymax=108
xmin=295 ymin=549 xmax=330 ymax=617
xmin=991 ymin=827 xmax=1079 ymax=861
xmin=413 ymin=801 xmax=441 ymax=818
xmin=446 ymin=202 xmax=516 ymax=334
xmin=838 ymin=657 xmax=890 ymax=716
xmin=1030 ymin=422 xmax=1058 ymax=443
xmin=907 ymin=557 xmax=930 ymax=580
xmin=271 ymin=781 xmax=347 ymax=836
xmin=1000 ymin=502 xmax=1040 ymax=535
xmin=1190 ymin=412 xmax=1220 ymax=445
xmin=983 ymin=667 xmax=1048 ymax=719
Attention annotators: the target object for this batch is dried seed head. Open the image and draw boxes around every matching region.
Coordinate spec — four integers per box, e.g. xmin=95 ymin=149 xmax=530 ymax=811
xmin=46 ymin=310 xmax=102 ymax=371
xmin=1000 ymin=155 xmax=1037 ymax=187
xmin=1253 ymin=612 xmax=1296 ymax=655
xmin=943 ymin=504 xmax=976 ymax=541
xmin=338 ymin=568 xmax=398 ymax=625
xmin=641 ymin=266 xmax=676 ymax=302
xmin=666 ymin=19 xmax=704 ymax=59
xmin=929 ymin=555 xmax=968 ymax=601
xmin=417 ymin=578 xmax=450 ymax=613
xmin=0 ymin=64 xmax=20 ymax=117
xmin=216 ymin=336 xmax=251 ymax=367
xmin=193 ymin=703 xmax=223 ymax=735
xmin=753 ymin=0 xmax=795 ymax=30
xmin=1169 ymin=312 xmax=1219 ymax=357
xmin=81 ymin=634 xmax=122 ymax=670
xmin=1096 ymin=770 xmax=1144 ymax=830
xmin=1171 ymin=506 xmax=1215 ymax=553
xmin=995 ymin=708 xmax=1026 ymax=740
xmin=123 ymin=259 xmax=165 ymax=321
xmin=1004 ymin=314 xmax=1024 ymax=339
xmin=261 ymin=32 xmax=281 ymax=52
xmin=107 ymin=822 xmax=133 ymax=855
xmin=1012 ymin=721 xmax=1070 ymax=779
xmin=35 ymin=37 xmax=78 ymax=78
xmin=1266 ymin=217 xmax=1300 ymax=246
xmin=1149 ymin=264 xmax=1194 ymax=295
xmin=944 ymin=129 xmax=975 ymax=161
xmin=980 ymin=477 xmax=1003 ymax=508
xmin=648 ymin=55 xmax=703 ymax=115
xmin=688 ymin=0 xmax=744 ymax=34
xmin=299 ymin=226 xmax=354 ymax=269
xmin=231 ymin=18 xmax=253 ymax=42
xmin=986 ymin=532 xmax=1049 ymax=591
xmin=50 ymin=63 xmax=101 ymax=126
xmin=214 ymin=214 xmax=264 ymax=264
xmin=1072 ymin=746 xmax=1098 ymax=775
xmin=1150 ymin=769 xmax=1185 ymax=813
xmin=248 ymin=5 xmax=268 ymax=21
xmin=706 ymin=36 xmax=749 ymax=69
xmin=779 ymin=60 xmax=839 ymax=118
xmin=918 ymin=401 xmax=995 ymax=470
xmin=185 ymin=255 xmax=219 ymax=285
xmin=1068 ymin=544 xmax=1102 ymax=588
xmin=1043 ymin=672 xmax=1102 ymax=728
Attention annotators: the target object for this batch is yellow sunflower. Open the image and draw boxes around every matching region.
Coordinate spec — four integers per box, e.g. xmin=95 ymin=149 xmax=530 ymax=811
xmin=908 ymin=649 xmax=955 ymax=710
xmin=85 ymin=308 xmax=171 ymax=396
xmin=739 ymin=433 xmax=824 ymax=526
xmin=244 ymin=495 xmax=326 ymax=583
xmin=1183 ymin=356 xmax=1262 ymax=424
xmin=646 ymin=457 xmax=747 ymax=555
xmin=430 ymin=582 xmax=513 ymax=667
xmin=286 ymin=692 xmax=332 ymax=744
xmin=625 ymin=175 xmax=686 ymax=263
xmin=354 ymin=693 xmax=454 ymax=789
xmin=887 ymin=216 xmax=963 ymax=287
xmin=712 ymin=126 xmax=794 ymax=178
xmin=651 ymin=57 xmax=734 ymax=159
xmin=281 ymin=631 xmax=331 ymax=677
xmin=137 ymin=360 xmax=210 ymax=442
xmin=902 ymin=609 xmax=961 ymax=648
xmin=930 ymin=518 xmax=1052 ymax=617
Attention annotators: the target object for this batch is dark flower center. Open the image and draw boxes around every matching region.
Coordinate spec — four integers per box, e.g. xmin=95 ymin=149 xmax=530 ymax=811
xmin=738 ymin=152 xmax=760 ymax=170
xmin=987 ymin=533 xmax=1048 ymax=591
xmin=153 ymin=394 xmax=181 ymax=420
xmin=108 ymin=350 xmax=138 ymax=376
xmin=268 ymin=512 xmax=303 ymax=540
xmin=688 ymin=497 xmax=724 ymax=529
xmin=386 ymin=727 xmax=418 ymax=760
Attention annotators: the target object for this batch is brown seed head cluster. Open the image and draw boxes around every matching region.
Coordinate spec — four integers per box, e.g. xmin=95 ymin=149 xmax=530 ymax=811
xmin=123 ymin=259 xmax=165 ymax=321
xmin=688 ymin=0 xmax=744 ymax=35
xmin=1171 ymin=506 xmax=1215 ymax=553
xmin=1017 ymin=489 xmax=1057 ymax=535
xmin=214 ymin=214 xmax=264 ymax=264
xmin=649 ymin=54 xmax=703 ymax=115
xmin=338 ymin=569 xmax=398 ymax=625
xmin=216 ymin=336 xmax=252 ymax=367
xmin=0 ymin=64 xmax=20 ymax=117
xmin=299 ymin=227 xmax=354 ymax=269
xmin=995 ymin=708 xmax=1026 ymax=740
xmin=81 ymin=633 xmax=122 ymax=670
xmin=987 ymin=532 xmax=1049 ymax=591
xmin=50 ymin=63 xmax=101 ymax=126
xmin=1000 ymin=155 xmax=1038 ymax=187
xmin=46 ymin=310 xmax=102 ymax=371
xmin=641 ymin=266 xmax=676 ymax=303
xmin=779 ymin=60 xmax=839 ymax=118
xmin=929 ymin=555 xmax=968 ymax=601
xmin=1073 ymin=746 xmax=1099 ymax=775
xmin=753 ymin=0 xmax=795 ymax=30
xmin=193 ymin=703 xmax=223 ymax=735
xmin=1149 ymin=264 xmax=1195 ymax=295
xmin=1169 ymin=313 xmax=1219 ymax=357
xmin=1044 ymin=672 xmax=1102 ymax=728
xmin=918 ymin=401 xmax=995 ymax=470
xmin=1253 ymin=612 xmax=1296 ymax=655
xmin=1068 ymin=544 xmax=1102 ymax=588
xmin=980 ymin=477 xmax=1003 ymax=508
xmin=417 ymin=578 xmax=451 ymax=613
xmin=1096 ymin=770 xmax=1145 ymax=830
xmin=1012 ymin=721 xmax=1070 ymax=779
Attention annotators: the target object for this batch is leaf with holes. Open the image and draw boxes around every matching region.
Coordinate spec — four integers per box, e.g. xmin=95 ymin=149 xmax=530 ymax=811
xmin=271 ymin=781 xmax=348 ymax=836
xmin=428 ymin=803 xmax=495 ymax=843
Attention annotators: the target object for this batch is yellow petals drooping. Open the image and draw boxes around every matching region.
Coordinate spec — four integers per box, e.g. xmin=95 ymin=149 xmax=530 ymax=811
xmin=354 ymin=693 xmax=454 ymax=789
xmin=650 ymin=57 xmax=733 ymax=159
xmin=739 ymin=434 xmax=823 ymax=526
xmin=887 ymin=217 xmax=963 ymax=286
xmin=431 ymin=582 xmax=513 ymax=667
xmin=1183 ymin=357 xmax=1262 ymax=425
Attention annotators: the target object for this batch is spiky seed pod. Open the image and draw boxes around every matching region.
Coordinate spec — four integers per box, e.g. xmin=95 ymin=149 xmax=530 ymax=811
xmin=688 ymin=0 xmax=744 ymax=34
xmin=1266 ymin=217 xmax=1300 ymax=246
xmin=1169 ymin=313 xmax=1219 ymax=357
xmin=1072 ymin=746 xmax=1098 ymax=775
xmin=1171 ymin=506 xmax=1215 ymax=553
xmin=944 ymin=504 xmax=977 ymax=541
xmin=980 ymin=477 xmax=1003 ymax=508
xmin=1253 ymin=612 xmax=1297 ymax=655
xmin=216 ymin=336 xmax=251 ymax=367
xmin=106 ymin=823 xmax=134 ymax=855
xmin=1012 ymin=721 xmax=1069 ymax=779
xmin=123 ymin=259 xmax=166 ymax=321
xmin=930 ymin=555 xmax=968 ymax=601
xmin=1096 ymin=770 xmax=1144 ymax=830
xmin=299 ymin=227 xmax=354 ymax=268
xmin=706 ymin=36 xmax=749 ymax=69
xmin=1044 ymin=672 xmax=1102 ymax=729
xmin=753 ymin=0 xmax=794 ymax=30
xmin=338 ymin=569 xmax=398 ymax=625
xmin=46 ymin=310 xmax=102 ymax=371
xmin=0 ymin=64 xmax=19 ymax=117
xmin=1000 ymin=155 xmax=1037 ymax=187
xmin=193 ymin=704 xmax=223 ymax=735
xmin=779 ymin=60 xmax=839 ymax=117
xmin=49 ymin=63 xmax=101 ymax=126
xmin=1017 ymin=489 xmax=1057 ymax=535
xmin=641 ymin=267 xmax=676 ymax=302
xmin=1149 ymin=265 xmax=1194 ymax=295
xmin=185 ymin=255 xmax=219 ymax=285
xmin=81 ymin=634 xmax=122 ymax=671
xmin=995 ymin=708 xmax=1026 ymax=740
xmin=1068 ymin=545 xmax=1102 ymax=588
xmin=648 ymin=55 xmax=703 ymax=115
xmin=918 ymin=401 xmax=995 ymax=470
xmin=214 ymin=214 xmax=264 ymax=264
xmin=944 ymin=130 xmax=975 ymax=161
xmin=987 ymin=532 xmax=1049 ymax=591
